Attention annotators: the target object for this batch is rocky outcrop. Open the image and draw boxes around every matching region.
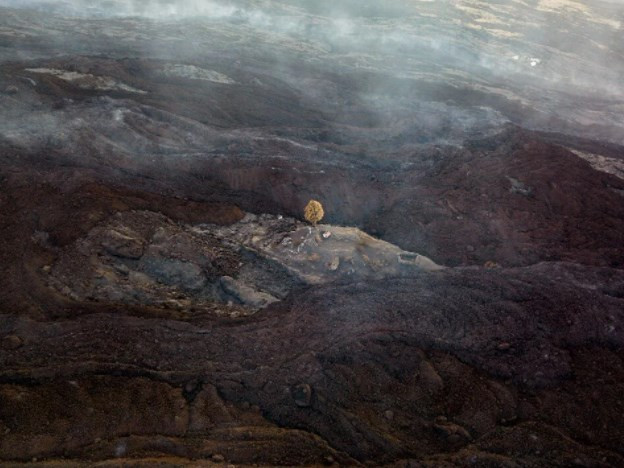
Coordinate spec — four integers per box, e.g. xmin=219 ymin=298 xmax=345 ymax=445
xmin=202 ymin=213 xmax=444 ymax=285
xmin=46 ymin=210 xmax=443 ymax=312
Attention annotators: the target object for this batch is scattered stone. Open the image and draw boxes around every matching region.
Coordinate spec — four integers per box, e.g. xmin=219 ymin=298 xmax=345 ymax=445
xmin=220 ymin=276 xmax=279 ymax=309
xmin=419 ymin=360 xmax=444 ymax=394
xmin=113 ymin=263 xmax=130 ymax=276
xmin=2 ymin=335 xmax=23 ymax=350
xmin=508 ymin=176 xmax=534 ymax=197
xmin=31 ymin=230 xmax=49 ymax=246
xmin=484 ymin=261 xmax=499 ymax=269
xmin=5 ymin=85 xmax=18 ymax=94
xmin=164 ymin=299 xmax=187 ymax=310
xmin=324 ymin=455 xmax=335 ymax=465
xmin=322 ymin=231 xmax=332 ymax=239
xmin=101 ymin=229 xmax=144 ymax=259
xmin=292 ymin=383 xmax=313 ymax=407
xmin=497 ymin=342 xmax=512 ymax=351
xmin=328 ymin=256 xmax=340 ymax=271
xmin=184 ymin=380 xmax=199 ymax=394
xmin=447 ymin=434 xmax=463 ymax=444
xmin=211 ymin=454 xmax=225 ymax=462
xmin=433 ymin=421 xmax=471 ymax=441
xmin=384 ymin=410 xmax=394 ymax=420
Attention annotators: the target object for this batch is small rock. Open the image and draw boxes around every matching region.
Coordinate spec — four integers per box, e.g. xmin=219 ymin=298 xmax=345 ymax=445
xmin=497 ymin=342 xmax=511 ymax=351
xmin=129 ymin=271 xmax=153 ymax=287
xmin=42 ymin=265 xmax=51 ymax=273
xmin=220 ymin=276 xmax=279 ymax=309
xmin=113 ymin=263 xmax=130 ymax=276
xmin=447 ymin=434 xmax=463 ymax=444
xmin=434 ymin=421 xmax=471 ymax=441
xmin=419 ymin=361 xmax=444 ymax=393
xmin=292 ymin=383 xmax=313 ymax=407
xmin=2 ymin=335 xmax=23 ymax=350
xmin=328 ymin=257 xmax=340 ymax=271
xmin=211 ymin=454 xmax=225 ymax=462
xmin=101 ymin=229 xmax=144 ymax=259
xmin=324 ymin=455 xmax=335 ymax=465
xmin=508 ymin=176 xmax=534 ymax=197
xmin=184 ymin=380 xmax=199 ymax=394
xmin=322 ymin=231 xmax=332 ymax=239
xmin=384 ymin=410 xmax=394 ymax=420
xmin=164 ymin=299 xmax=184 ymax=309
xmin=5 ymin=85 xmax=18 ymax=95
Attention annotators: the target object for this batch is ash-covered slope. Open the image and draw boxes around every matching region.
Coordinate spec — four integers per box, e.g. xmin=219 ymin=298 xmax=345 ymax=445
xmin=0 ymin=1 xmax=623 ymax=467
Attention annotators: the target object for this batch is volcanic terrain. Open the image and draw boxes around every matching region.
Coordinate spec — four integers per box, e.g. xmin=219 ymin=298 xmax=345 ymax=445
xmin=0 ymin=1 xmax=623 ymax=466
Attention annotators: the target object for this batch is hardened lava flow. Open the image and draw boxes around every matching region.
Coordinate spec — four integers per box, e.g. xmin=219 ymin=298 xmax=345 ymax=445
xmin=1 ymin=1 xmax=623 ymax=466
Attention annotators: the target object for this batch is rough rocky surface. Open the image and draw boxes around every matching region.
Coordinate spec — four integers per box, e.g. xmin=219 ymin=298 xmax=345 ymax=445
xmin=45 ymin=210 xmax=440 ymax=312
xmin=0 ymin=1 xmax=623 ymax=466
xmin=1 ymin=171 xmax=623 ymax=466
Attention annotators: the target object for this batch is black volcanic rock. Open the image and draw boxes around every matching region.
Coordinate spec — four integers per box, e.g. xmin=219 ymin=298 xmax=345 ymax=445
xmin=0 ymin=258 xmax=622 ymax=464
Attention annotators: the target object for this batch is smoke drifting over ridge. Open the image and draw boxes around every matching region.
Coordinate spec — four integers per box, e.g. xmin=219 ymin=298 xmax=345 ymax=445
xmin=1 ymin=0 xmax=624 ymax=147
xmin=4 ymin=0 xmax=621 ymax=94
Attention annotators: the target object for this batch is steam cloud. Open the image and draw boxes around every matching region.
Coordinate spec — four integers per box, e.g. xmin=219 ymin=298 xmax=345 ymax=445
xmin=1 ymin=0 xmax=624 ymax=144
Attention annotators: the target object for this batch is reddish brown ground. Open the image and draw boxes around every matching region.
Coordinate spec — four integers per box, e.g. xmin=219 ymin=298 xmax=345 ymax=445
xmin=1 ymin=126 xmax=623 ymax=466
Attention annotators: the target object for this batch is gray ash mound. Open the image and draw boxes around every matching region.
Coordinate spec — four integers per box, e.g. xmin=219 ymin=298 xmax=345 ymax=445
xmin=0 ymin=1 xmax=623 ymax=466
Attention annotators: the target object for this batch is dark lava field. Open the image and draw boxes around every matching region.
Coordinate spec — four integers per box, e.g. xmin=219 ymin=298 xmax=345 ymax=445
xmin=0 ymin=0 xmax=623 ymax=466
